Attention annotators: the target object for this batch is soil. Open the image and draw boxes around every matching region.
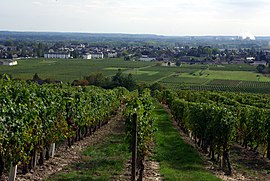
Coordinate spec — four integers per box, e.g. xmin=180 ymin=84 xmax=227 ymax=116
xmin=115 ymin=155 xmax=163 ymax=181
xmin=162 ymin=104 xmax=270 ymax=181
xmin=3 ymin=107 xmax=125 ymax=181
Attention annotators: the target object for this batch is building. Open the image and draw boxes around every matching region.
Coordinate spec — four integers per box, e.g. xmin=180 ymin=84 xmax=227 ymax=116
xmin=246 ymin=57 xmax=255 ymax=62
xmin=44 ymin=52 xmax=71 ymax=59
xmin=90 ymin=52 xmax=104 ymax=59
xmin=139 ymin=55 xmax=156 ymax=61
xmin=0 ymin=60 xmax=18 ymax=66
xmin=108 ymin=51 xmax=118 ymax=58
xmin=161 ymin=61 xmax=176 ymax=66
xmin=251 ymin=61 xmax=267 ymax=66
xmin=82 ymin=53 xmax=92 ymax=59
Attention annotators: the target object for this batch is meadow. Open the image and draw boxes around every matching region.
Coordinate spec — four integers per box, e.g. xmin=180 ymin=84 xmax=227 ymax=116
xmin=1 ymin=58 xmax=270 ymax=93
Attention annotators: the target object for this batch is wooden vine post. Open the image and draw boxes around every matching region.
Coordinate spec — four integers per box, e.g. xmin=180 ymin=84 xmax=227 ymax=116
xmin=131 ymin=113 xmax=137 ymax=181
xmin=8 ymin=163 xmax=17 ymax=181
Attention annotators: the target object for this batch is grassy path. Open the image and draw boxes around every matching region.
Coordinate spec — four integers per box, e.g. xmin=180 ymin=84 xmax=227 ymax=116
xmin=154 ymin=72 xmax=176 ymax=83
xmin=153 ymin=103 xmax=221 ymax=181
xmin=47 ymin=115 xmax=130 ymax=181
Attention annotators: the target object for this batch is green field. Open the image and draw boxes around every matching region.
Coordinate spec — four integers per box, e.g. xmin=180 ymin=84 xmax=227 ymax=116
xmin=0 ymin=58 xmax=155 ymax=82
xmin=1 ymin=58 xmax=270 ymax=93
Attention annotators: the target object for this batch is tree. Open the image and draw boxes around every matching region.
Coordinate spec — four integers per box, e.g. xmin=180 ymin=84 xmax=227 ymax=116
xmin=150 ymin=82 xmax=165 ymax=95
xmin=256 ymin=64 xmax=267 ymax=74
xmin=123 ymin=73 xmax=137 ymax=91
xmin=111 ymin=69 xmax=137 ymax=90
xmin=176 ymin=60 xmax=181 ymax=67
xmin=37 ymin=43 xmax=45 ymax=57
xmin=212 ymin=48 xmax=220 ymax=55
xmin=72 ymin=79 xmax=89 ymax=86
xmin=33 ymin=73 xmax=42 ymax=81
xmin=111 ymin=69 xmax=125 ymax=87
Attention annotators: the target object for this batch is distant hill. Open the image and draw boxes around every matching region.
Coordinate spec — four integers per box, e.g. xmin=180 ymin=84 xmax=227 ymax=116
xmin=0 ymin=31 xmax=169 ymax=41
xmin=0 ymin=31 xmax=270 ymax=47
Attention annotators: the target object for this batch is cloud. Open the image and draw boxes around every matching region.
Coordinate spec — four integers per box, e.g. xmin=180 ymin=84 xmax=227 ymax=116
xmin=218 ymin=0 xmax=270 ymax=9
xmin=32 ymin=1 xmax=42 ymax=5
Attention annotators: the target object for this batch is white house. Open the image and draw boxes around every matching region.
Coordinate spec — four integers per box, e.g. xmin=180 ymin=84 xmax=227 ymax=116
xmin=251 ymin=61 xmax=267 ymax=66
xmin=108 ymin=52 xmax=118 ymax=58
xmin=0 ymin=60 xmax=18 ymax=66
xmin=161 ymin=61 xmax=176 ymax=66
xmin=82 ymin=53 xmax=92 ymax=59
xmin=139 ymin=55 xmax=156 ymax=61
xmin=44 ymin=52 xmax=71 ymax=59
xmin=246 ymin=57 xmax=255 ymax=62
xmin=91 ymin=52 xmax=104 ymax=59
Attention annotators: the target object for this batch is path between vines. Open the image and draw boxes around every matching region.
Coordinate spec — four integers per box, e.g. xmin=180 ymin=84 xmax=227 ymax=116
xmin=163 ymin=104 xmax=270 ymax=181
xmin=14 ymin=108 xmax=125 ymax=181
xmin=13 ymin=106 xmax=162 ymax=181
xmin=9 ymin=103 xmax=269 ymax=181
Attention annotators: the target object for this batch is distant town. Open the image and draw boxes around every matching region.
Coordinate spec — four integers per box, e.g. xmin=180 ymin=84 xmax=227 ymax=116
xmin=1 ymin=31 xmax=270 ymax=69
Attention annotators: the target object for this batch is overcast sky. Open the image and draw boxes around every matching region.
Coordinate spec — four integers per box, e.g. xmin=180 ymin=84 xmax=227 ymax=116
xmin=1 ymin=0 xmax=269 ymax=36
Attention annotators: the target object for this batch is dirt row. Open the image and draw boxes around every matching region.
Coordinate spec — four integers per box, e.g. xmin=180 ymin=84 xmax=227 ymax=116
xmin=116 ymin=153 xmax=163 ymax=181
xmin=2 ymin=108 xmax=124 ymax=181
xmin=3 ymin=105 xmax=164 ymax=181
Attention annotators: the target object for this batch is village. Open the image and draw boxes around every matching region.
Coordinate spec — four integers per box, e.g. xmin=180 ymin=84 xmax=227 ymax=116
xmin=1 ymin=40 xmax=270 ymax=68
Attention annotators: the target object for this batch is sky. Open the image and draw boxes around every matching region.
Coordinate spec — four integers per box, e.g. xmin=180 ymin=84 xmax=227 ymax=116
xmin=1 ymin=0 xmax=270 ymax=36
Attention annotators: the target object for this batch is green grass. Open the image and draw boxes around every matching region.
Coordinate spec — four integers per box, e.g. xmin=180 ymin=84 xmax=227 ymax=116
xmin=0 ymin=58 xmax=154 ymax=82
xmin=48 ymin=134 xmax=130 ymax=181
xmin=124 ymin=69 xmax=159 ymax=75
xmin=153 ymin=103 xmax=221 ymax=181
xmin=180 ymin=70 xmax=270 ymax=81
xmin=161 ymin=76 xmax=209 ymax=85
xmin=209 ymin=64 xmax=256 ymax=71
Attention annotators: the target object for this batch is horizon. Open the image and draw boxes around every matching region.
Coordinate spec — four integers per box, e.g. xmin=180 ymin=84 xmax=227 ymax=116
xmin=1 ymin=30 xmax=270 ymax=38
xmin=1 ymin=0 xmax=270 ymax=37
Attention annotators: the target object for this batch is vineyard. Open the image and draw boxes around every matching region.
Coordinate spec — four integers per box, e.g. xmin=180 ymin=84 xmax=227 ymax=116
xmin=155 ymin=89 xmax=270 ymax=175
xmin=0 ymin=76 xmax=130 ymax=180
xmin=0 ymin=75 xmax=157 ymax=181
xmin=2 ymin=71 xmax=270 ymax=180
xmin=161 ymin=79 xmax=270 ymax=93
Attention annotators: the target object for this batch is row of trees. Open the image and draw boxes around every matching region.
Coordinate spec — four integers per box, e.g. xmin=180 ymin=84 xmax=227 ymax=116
xmin=72 ymin=70 xmax=137 ymax=91
xmin=72 ymin=69 xmax=165 ymax=93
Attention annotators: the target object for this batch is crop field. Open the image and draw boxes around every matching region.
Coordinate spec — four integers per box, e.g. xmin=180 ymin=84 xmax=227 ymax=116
xmin=0 ymin=58 xmax=155 ymax=82
xmin=1 ymin=58 xmax=270 ymax=93
xmin=161 ymin=76 xmax=209 ymax=85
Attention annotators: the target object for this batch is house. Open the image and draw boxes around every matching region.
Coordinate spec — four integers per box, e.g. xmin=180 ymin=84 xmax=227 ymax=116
xmin=0 ymin=60 xmax=18 ymax=66
xmin=82 ymin=53 xmax=92 ymax=59
xmin=251 ymin=61 xmax=267 ymax=66
xmin=161 ymin=61 xmax=176 ymax=66
xmin=108 ymin=51 xmax=118 ymax=58
xmin=246 ymin=57 xmax=255 ymax=62
xmin=139 ymin=55 xmax=156 ymax=61
xmin=90 ymin=52 xmax=104 ymax=59
xmin=44 ymin=52 xmax=70 ymax=59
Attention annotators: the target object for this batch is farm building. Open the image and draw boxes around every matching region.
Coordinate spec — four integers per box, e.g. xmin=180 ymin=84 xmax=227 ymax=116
xmin=82 ymin=53 xmax=92 ymax=59
xmin=0 ymin=60 xmax=18 ymax=66
xmin=139 ymin=55 xmax=156 ymax=61
xmin=161 ymin=61 xmax=176 ymax=66
xmin=44 ymin=52 xmax=71 ymax=59
xmin=246 ymin=57 xmax=255 ymax=62
xmin=91 ymin=52 xmax=104 ymax=59
xmin=251 ymin=61 xmax=267 ymax=66
xmin=108 ymin=51 xmax=118 ymax=58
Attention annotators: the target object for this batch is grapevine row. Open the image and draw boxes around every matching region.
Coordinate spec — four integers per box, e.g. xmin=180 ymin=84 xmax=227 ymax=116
xmin=124 ymin=90 xmax=156 ymax=180
xmin=155 ymin=89 xmax=270 ymax=175
xmin=0 ymin=77 xmax=127 ymax=179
